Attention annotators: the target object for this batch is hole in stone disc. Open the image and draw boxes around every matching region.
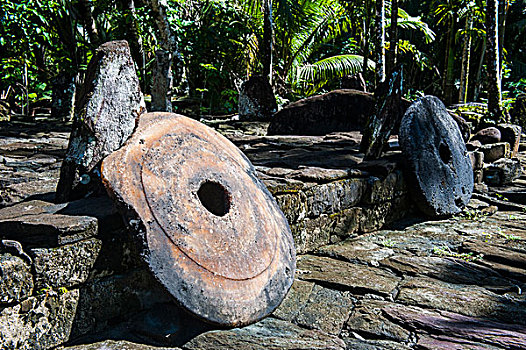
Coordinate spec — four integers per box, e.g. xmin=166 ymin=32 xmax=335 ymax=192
xmin=439 ymin=142 xmax=452 ymax=164
xmin=197 ymin=181 xmax=231 ymax=217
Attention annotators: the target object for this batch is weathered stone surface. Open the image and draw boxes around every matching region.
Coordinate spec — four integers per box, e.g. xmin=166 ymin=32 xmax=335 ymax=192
xmin=294 ymin=284 xmax=354 ymax=335
xmin=449 ymin=112 xmax=471 ymax=142
xmin=182 ymin=317 xmax=346 ymax=350
xmin=60 ymin=340 xmax=181 ymax=350
xmin=416 ymin=335 xmax=502 ymax=350
xmin=102 ymin=112 xmax=295 ymax=327
xmin=343 ymin=338 xmax=413 ymax=350
xmin=361 ymin=68 xmax=404 ymax=159
xmin=345 ymin=300 xmax=411 ymax=342
xmin=497 ymin=123 xmax=521 ymax=157
xmin=56 ymin=40 xmax=145 ymax=202
xmin=275 ymin=192 xmax=307 ymax=224
xmin=479 ymin=142 xmax=511 ymax=162
xmin=468 ymin=151 xmax=484 ymax=170
xmin=238 ymin=75 xmax=278 ymax=121
xmin=399 ymin=96 xmax=473 ymax=216
xmin=297 ymin=255 xmax=400 ymax=296
xmin=0 ymin=200 xmax=66 ymax=220
xmin=267 ymin=89 xmax=375 ymax=135
xmin=511 ymin=93 xmax=526 ymax=129
xmin=484 ymin=157 xmax=522 ymax=185
xmin=362 ymin=170 xmax=405 ymax=205
xmin=340 ymin=73 xmax=366 ymax=91
xmin=305 ymin=179 xmax=366 ymax=217
xmin=0 ymin=253 xmax=33 ymax=304
xmin=0 ymin=213 xmax=98 ymax=247
xmin=71 ymin=268 xmax=172 ymax=338
xmin=462 ymin=239 xmax=526 ymax=269
xmin=384 ymin=303 xmax=526 ymax=349
xmin=30 ymin=238 xmax=102 ymax=289
xmin=291 ymin=207 xmax=363 ymax=253
xmin=466 ymin=139 xmax=483 ymax=150
xmin=472 ymin=127 xmax=501 ymax=144
xmin=317 ymin=239 xmax=395 ymax=267
xmin=272 ymin=279 xmax=315 ymax=322
xmin=0 ymin=289 xmax=79 ymax=350
xmin=380 ymin=255 xmax=509 ymax=287
xmin=397 ymin=277 xmax=526 ymax=325
xmin=51 ymin=74 xmax=76 ymax=121
xmin=360 ymin=196 xmax=411 ymax=232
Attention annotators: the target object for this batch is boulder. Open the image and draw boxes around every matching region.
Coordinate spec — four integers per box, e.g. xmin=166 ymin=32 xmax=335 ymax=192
xmin=268 ymin=89 xmax=409 ymax=136
xmin=449 ymin=112 xmax=471 ymax=142
xmin=56 ymin=40 xmax=145 ymax=202
xmin=238 ymin=75 xmax=277 ymax=121
xmin=497 ymin=123 xmax=521 ymax=157
xmin=472 ymin=127 xmax=501 ymax=144
xmin=399 ymin=96 xmax=473 ymax=217
xmin=102 ymin=112 xmax=295 ymax=327
xmin=510 ymin=93 xmax=526 ymax=129
xmin=479 ymin=142 xmax=510 ymax=162
xmin=483 ymin=158 xmax=522 ymax=186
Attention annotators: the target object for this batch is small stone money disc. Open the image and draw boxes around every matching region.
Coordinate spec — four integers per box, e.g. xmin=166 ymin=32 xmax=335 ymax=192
xmin=399 ymin=96 xmax=473 ymax=216
xmin=102 ymin=112 xmax=296 ymax=326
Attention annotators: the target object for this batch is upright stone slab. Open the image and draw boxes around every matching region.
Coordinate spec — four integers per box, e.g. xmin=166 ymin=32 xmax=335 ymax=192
xmin=102 ymin=112 xmax=296 ymax=327
xmin=360 ymin=67 xmax=404 ymax=159
xmin=399 ymin=96 xmax=473 ymax=216
xmin=238 ymin=75 xmax=277 ymax=121
xmin=56 ymin=40 xmax=145 ymax=202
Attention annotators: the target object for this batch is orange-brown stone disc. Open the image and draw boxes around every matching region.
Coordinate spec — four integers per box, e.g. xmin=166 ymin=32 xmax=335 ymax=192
xmin=101 ymin=112 xmax=296 ymax=326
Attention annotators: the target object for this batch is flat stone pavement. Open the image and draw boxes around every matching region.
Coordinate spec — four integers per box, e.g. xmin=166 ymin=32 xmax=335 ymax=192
xmin=1 ymin=119 xmax=526 ymax=350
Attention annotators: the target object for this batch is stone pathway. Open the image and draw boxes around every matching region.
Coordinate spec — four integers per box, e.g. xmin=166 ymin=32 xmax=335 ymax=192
xmin=1 ymin=118 xmax=526 ymax=350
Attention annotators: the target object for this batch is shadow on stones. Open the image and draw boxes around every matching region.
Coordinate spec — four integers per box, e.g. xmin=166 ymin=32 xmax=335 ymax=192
xmin=56 ymin=195 xmax=218 ymax=348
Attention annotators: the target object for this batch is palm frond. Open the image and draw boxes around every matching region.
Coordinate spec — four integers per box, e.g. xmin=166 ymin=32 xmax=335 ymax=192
xmin=293 ymin=54 xmax=374 ymax=95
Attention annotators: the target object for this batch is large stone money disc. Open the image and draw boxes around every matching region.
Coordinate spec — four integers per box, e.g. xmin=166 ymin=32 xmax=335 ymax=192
xmin=102 ymin=112 xmax=296 ymax=326
xmin=399 ymin=96 xmax=473 ymax=216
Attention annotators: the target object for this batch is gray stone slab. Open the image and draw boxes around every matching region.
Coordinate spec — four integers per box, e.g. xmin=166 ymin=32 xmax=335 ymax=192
xmin=296 ymin=255 xmax=400 ymax=297
xmin=0 ymin=253 xmax=33 ymax=304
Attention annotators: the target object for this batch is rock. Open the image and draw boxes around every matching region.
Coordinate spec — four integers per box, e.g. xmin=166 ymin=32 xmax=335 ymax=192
xmin=343 ymin=338 xmax=413 ymax=350
xmin=397 ymin=277 xmax=526 ymax=325
xmin=468 ymin=151 xmax=484 ymax=170
xmin=293 ymin=284 xmax=354 ymax=335
xmin=102 ymin=112 xmax=295 ymax=327
xmin=472 ymin=127 xmax=501 ymax=144
xmin=497 ymin=123 xmax=521 ymax=157
xmin=0 ymin=289 xmax=79 ymax=350
xmin=416 ymin=335 xmax=502 ymax=350
xmin=238 ymin=75 xmax=277 ymax=121
xmin=268 ymin=89 xmax=407 ymax=136
xmin=449 ymin=112 xmax=471 ymax=142
xmin=484 ymin=158 xmax=522 ymax=185
xmin=304 ymin=178 xmax=366 ymax=217
xmin=51 ymin=74 xmax=76 ymax=121
xmin=399 ymin=96 xmax=474 ymax=217
xmin=466 ymin=139 xmax=482 ymax=150
xmin=361 ymin=68 xmax=404 ymax=159
xmin=340 ymin=73 xmax=367 ymax=91
xmin=0 ymin=253 xmax=33 ymax=304
xmin=316 ymin=239 xmax=395 ymax=267
xmin=479 ymin=142 xmax=511 ymax=162
xmin=345 ymin=300 xmax=411 ymax=342
xmin=296 ymin=255 xmax=400 ymax=297
xmin=383 ymin=303 xmax=526 ymax=349
xmin=510 ymin=93 xmax=526 ymax=129
xmin=30 ymin=238 xmax=102 ymax=289
xmin=182 ymin=317 xmax=346 ymax=350
xmin=0 ymin=213 xmax=98 ymax=248
xmin=56 ymin=40 xmax=145 ymax=202
xmin=60 ymin=340 xmax=181 ymax=350
xmin=272 ymin=279 xmax=315 ymax=322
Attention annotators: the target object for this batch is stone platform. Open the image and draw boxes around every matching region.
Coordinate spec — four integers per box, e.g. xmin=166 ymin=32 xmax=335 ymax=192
xmin=1 ymin=119 xmax=526 ymax=350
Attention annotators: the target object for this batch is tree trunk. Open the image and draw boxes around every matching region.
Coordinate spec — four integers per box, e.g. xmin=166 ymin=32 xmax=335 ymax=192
xmin=386 ymin=0 xmax=398 ymax=76
xmin=443 ymin=14 xmax=456 ymax=105
xmin=146 ymin=0 xmax=178 ymax=112
xmin=486 ymin=0 xmax=503 ymax=120
xmin=459 ymin=16 xmax=473 ymax=104
xmin=498 ymin=0 xmax=508 ymax=81
xmin=119 ymin=0 xmax=145 ymax=89
xmin=375 ymin=0 xmax=386 ymax=85
xmin=473 ymin=37 xmax=486 ymax=101
xmin=362 ymin=0 xmax=371 ymax=79
xmin=77 ymin=0 xmax=100 ymax=46
xmin=262 ymin=0 xmax=273 ymax=85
